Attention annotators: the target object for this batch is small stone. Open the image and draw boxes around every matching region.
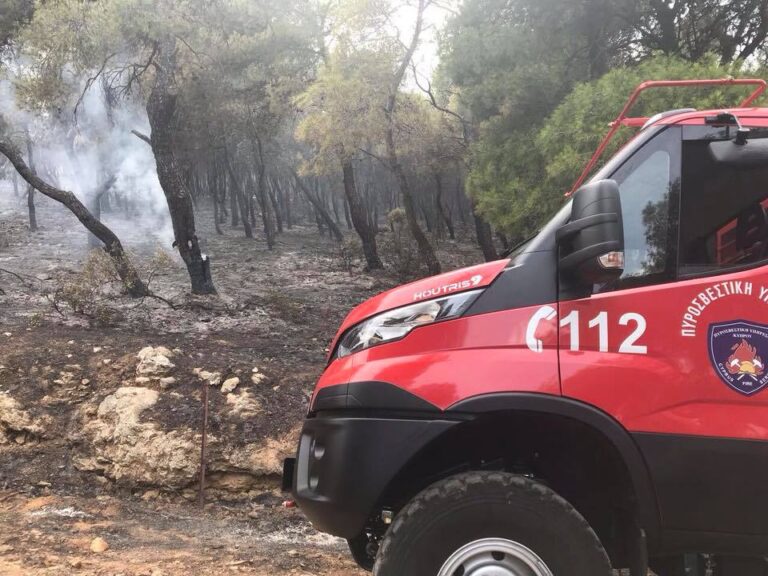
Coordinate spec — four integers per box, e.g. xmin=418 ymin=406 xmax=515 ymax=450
xmin=141 ymin=489 xmax=160 ymax=501
xmin=159 ymin=377 xmax=176 ymax=389
xmin=221 ymin=377 xmax=240 ymax=394
xmin=134 ymin=377 xmax=151 ymax=385
xmin=251 ymin=371 xmax=266 ymax=385
xmin=81 ymin=379 xmax=90 ymax=386
xmin=14 ymin=434 xmax=25 ymax=445
xmin=67 ymin=557 xmax=83 ymax=569
xmin=37 ymin=481 xmax=51 ymax=487
xmin=93 ymin=347 xmax=102 ymax=353
xmin=197 ymin=370 xmax=221 ymax=386
xmin=102 ymin=359 xmax=112 ymax=365
xmin=2 ymin=332 xmax=11 ymax=337
xmin=89 ymin=537 xmax=109 ymax=553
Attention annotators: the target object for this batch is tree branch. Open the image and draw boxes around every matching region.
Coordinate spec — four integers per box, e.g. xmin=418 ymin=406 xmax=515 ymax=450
xmin=131 ymin=130 xmax=152 ymax=146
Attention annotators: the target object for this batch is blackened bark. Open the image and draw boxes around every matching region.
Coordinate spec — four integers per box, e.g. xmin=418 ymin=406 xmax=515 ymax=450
xmin=25 ymin=139 xmax=37 ymax=231
xmin=223 ymin=152 xmax=253 ymax=239
xmin=343 ymin=196 xmax=352 ymax=230
xmin=342 ymin=159 xmax=383 ymax=270
xmin=146 ymin=42 xmax=215 ymax=295
xmin=0 ymin=138 xmax=148 ymax=297
xmin=383 ymin=0 xmax=440 ymax=276
xmin=434 ymin=172 xmax=454 ymax=240
xmin=250 ymin=134 xmax=275 ymax=249
xmin=229 ymin=176 xmax=239 ymax=227
xmin=267 ymin=179 xmax=283 ymax=234
xmin=473 ymin=203 xmax=498 ymax=262
xmin=291 ymin=170 xmax=344 ymax=242
xmin=88 ymin=175 xmax=116 ymax=248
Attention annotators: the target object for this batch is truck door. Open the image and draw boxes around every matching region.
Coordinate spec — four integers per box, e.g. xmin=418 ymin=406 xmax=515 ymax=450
xmin=559 ymin=123 xmax=768 ymax=541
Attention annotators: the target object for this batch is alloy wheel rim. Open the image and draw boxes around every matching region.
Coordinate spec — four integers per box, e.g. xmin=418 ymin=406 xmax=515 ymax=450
xmin=437 ymin=537 xmax=554 ymax=576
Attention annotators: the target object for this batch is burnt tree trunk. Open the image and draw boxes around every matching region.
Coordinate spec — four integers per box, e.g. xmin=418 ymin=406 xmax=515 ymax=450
xmin=342 ymin=158 xmax=382 ymax=270
xmin=473 ymin=203 xmax=498 ymax=262
xmin=146 ymin=42 xmax=215 ymax=295
xmin=25 ymin=139 xmax=37 ymax=231
xmin=291 ymin=170 xmax=343 ymax=242
xmin=267 ymin=178 xmax=283 ymax=234
xmin=88 ymin=175 xmax=116 ymax=248
xmin=250 ymin=134 xmax=275 ymax=249
xmin=434 ymin=172 xmax=455 ymax=240
xmin=0 ymin=139 xmax=148 ymax=297
xmin=383 ymin=0 xmax=440 ymax=275
xmin=223 ymin=150 xmax=253 ymax=239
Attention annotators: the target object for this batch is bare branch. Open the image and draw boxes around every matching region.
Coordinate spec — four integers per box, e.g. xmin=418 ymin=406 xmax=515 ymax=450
xmin=131 ymin=130 xmax=152 ymax=146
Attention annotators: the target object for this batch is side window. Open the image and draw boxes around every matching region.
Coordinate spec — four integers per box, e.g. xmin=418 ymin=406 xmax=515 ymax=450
xmin=679 ymin=137 xmax=768 ymax=276
xmin=600 ymin=127 xmax=681 ymax=291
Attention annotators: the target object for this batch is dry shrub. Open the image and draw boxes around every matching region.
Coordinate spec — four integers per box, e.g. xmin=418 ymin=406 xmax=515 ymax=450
xmin=52 ymin=249 xmax=124 ymax=325
xmin=336 ymin=237 xmax=363 ymax=273
xmin=263 ymin=289 xmax=305 ymax=323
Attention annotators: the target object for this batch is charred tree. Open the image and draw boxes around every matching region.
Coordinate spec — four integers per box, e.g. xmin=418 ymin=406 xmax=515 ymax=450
xmin=434 ymin=172 xmax=455 ymax=240
xmin=88 ymin=175 xmax=116 ymax=248
xmin=473 ymin=204 xmax=498 ymax=262
xmin=383 ymin=0 xmax=440 ymax=275
xmin=0 ymin=138 xmax=148 ymax=297
xmin=249 ymin=133 xmax=275 ymax=249
xmin=342 ymin=158 xmax=383 ymax=270
xmin=223 ymin=150 xmax=253 ymax=239
xmin=290 ymin=169 xmax=343 ymax=242
xmin=145 ymin=41 xmax=215 ymax=295
xmin=25 ymin=139 xmax=37 ymax=231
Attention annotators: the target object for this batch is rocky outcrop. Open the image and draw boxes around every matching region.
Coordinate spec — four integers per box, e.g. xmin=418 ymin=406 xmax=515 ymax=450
xmin=0 ymin=393 xmax=49 ymax=444
xmin=74 ymin=387 xmax=199 ymax=488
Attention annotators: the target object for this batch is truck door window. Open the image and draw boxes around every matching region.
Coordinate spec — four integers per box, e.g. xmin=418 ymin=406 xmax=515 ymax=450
xmin=679 ymin=137 xmax=768 ymax=276
xmin=600 ymin=127 xmax=681 ymax=291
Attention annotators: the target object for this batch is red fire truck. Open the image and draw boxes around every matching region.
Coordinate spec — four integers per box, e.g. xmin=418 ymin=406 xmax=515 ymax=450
xmin=284 ymin=79 xmax=768 ymax=575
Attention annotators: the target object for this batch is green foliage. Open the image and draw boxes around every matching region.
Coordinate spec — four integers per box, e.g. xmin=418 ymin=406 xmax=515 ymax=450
xmin=469 ymin=54 xmax=768 ymax=237
xmin=295 ymin=47 xmax=395 ymax=173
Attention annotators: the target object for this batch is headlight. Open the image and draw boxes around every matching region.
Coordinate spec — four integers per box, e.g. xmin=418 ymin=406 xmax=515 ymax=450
xmin=336 ymin=289 xmax=483 ymax=358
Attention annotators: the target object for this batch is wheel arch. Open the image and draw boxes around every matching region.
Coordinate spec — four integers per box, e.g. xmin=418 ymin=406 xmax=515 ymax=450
xmin=375 ymin=393 xmax=661 ymax=556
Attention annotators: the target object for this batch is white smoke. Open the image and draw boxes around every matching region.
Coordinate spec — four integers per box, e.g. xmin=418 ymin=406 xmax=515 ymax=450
xmin=0 ymin=67 xmax=175 ymax=249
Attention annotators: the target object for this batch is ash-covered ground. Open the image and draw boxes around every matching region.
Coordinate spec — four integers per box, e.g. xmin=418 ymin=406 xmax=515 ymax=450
xmin=0 ymin=184 xmax=483 ymax=575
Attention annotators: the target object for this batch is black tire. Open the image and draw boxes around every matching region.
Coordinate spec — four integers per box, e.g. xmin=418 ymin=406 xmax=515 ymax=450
xmin=374 ymin=471 xmax=612 ymax=576
xmin=348 ymin=532 xmax=374 ymax=571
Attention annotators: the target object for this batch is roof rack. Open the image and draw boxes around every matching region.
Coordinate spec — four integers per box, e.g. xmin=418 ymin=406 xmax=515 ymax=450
xmin=567 ymin=78 xmax=768 ymax=196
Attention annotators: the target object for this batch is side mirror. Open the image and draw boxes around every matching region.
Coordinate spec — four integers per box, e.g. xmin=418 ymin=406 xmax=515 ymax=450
xmin=709 ymin=137 xmax=768 ymax=168
xmin=557 ymin=179 xmax=624 ymax=285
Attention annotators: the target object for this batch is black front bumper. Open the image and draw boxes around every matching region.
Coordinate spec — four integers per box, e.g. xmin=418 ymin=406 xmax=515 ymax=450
xmin=283 ymin=414 xmax=457 ymax=539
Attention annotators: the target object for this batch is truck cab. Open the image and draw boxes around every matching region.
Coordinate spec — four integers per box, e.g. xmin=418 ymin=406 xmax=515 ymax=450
xmin=285 ymin=80 xmax=768 ymax=576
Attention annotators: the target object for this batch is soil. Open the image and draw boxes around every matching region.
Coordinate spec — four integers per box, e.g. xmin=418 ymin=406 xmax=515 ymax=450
xmin=0 ymin=185 xmax=484 ymax=575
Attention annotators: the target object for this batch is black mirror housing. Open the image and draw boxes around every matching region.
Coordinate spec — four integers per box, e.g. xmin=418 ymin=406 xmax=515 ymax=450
xmin=557 ymin=179 xmax=624 ymax=285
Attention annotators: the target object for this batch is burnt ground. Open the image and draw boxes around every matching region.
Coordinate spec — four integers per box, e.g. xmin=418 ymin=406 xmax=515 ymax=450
xmin=0 ymin=185 xmax=483 ymax=575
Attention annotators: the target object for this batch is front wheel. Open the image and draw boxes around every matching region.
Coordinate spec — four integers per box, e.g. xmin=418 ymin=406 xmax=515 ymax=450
xmin=373 ymin=471 xmax=612 ymax=576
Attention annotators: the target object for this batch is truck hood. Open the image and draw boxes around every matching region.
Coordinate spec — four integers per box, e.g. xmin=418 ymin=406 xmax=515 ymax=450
xmin=329 ymin=258 xmax=510 ymax=354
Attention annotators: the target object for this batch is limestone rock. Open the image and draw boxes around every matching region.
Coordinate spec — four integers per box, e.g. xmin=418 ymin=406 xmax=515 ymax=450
xmin=0 ymin=394 xmax=47 ymax=444
xmin=221 ymin=377 xmax=239 ymax=394
xmin=74 ymin=387 xmax=198 ymax=489
xmin=89 ymin=537 xmax=109 ymax=553
xmin=136 ymin=347 xmax=175 ymax=377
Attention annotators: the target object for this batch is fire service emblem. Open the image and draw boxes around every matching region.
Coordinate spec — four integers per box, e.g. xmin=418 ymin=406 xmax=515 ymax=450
xmin=708 ymin=320 xmax=768 ymax=396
